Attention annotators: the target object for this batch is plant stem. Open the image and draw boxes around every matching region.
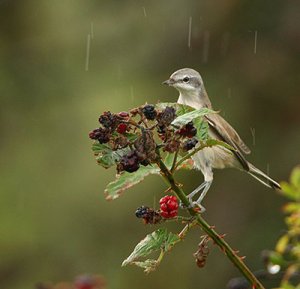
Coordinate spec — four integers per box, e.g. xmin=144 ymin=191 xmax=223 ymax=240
xmin=170 ymin=149 xmax=179 ymax=173
xmin=156 ymin=157 xmax=265 ymax=289
xmin=173 ymin=142 xmax=208 ymax=171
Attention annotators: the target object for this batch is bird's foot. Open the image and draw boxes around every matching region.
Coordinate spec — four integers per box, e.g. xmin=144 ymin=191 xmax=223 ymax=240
xmin=179 ymin=199 xmax=206 ymax=213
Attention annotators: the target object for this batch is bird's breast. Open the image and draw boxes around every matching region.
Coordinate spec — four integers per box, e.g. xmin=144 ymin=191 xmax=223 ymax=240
xmin=192 ymin=145 xmax=239 ymax=170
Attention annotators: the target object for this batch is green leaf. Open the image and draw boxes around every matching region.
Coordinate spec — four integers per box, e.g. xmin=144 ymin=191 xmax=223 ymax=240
xmin=205 ymin=139 xmax=235 ymax=151
xmin=104 ymin=165 xmax=159 ymax=200
xmin=124 ymin=132 xmax=138 ymax=142
xmin=92 ymin=142 xmax=111 ymax=153
xmin=163 ymin=153 xmax=194 ymax=171
xmin=122 ymin=228 xmax=181 ymax=273
xmin=171 ymin=108 xmax=215 ymax=127
xmin=194 ymin=119 xmax=209 ymax=141
xmin=291 ymin=167 xmax=300 ymax=188
xmin=92 ymin=142 xmax=130 ymax=169
xmin=275 ymin=235 xmax=290 ymax=254
xmin=281 ymin=182 xmax=300 ymax=201
xmin=268 ymin=251 xmax=286 ymax=266
xmin=281 ymin=167 xmax=300 ymax=201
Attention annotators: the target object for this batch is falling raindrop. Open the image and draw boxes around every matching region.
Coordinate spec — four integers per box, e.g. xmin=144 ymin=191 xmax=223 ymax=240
xmin=250 ymin=127 xmax=256 ymax=146
xmin=142 ymin=7 xmax=147 ymax=17
xmin=85 ymin=34 xmax=91 ymax=71
xmin=188 ymin=16 xmax=192 ymax=49
xmin=254 ymin=30 xmax=258 ymax=54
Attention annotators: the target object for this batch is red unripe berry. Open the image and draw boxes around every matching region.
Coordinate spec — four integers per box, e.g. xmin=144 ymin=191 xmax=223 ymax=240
xmin=169 ymin=210 xmax=178 ymax=218
xmin=159 ymin=195 xmax=178 ymax=218
xmin=118 ymin=111 xmax=130 ymax=119
xmin=117 ymin=123 xmax=128 ymax=134
xmin=160 ymin=211 xmax=170 ymax=218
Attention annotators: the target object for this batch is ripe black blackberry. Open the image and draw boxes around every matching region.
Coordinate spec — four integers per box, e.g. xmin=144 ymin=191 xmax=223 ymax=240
xmin=182 ymin=138 xmax=198 ymax=151
xmin=177 ymin=121 xmax=197 ymax=138
xmin=142 ymin=104 xmax=157 ymax=120
xmin=118 ymin=151 xmax=140 ymax=173
xmin=98 ymin=111 xmax=118 ymax=130
xmin=135 ymin=206 xmax=162 ymax=224
xmin=157 ymin=106 xmax=176 ymax=127
xmin=88 ymin=128 xmax=110 ymax=144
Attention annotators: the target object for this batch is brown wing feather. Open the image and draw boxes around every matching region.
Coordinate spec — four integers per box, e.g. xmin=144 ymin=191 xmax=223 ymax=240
xmin=205 ymin=114 xmax=251 ymax=171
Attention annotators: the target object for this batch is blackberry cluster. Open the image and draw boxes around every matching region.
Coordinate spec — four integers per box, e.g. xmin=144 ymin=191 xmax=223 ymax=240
xmin=177 ymin=121 xmax=197 ymax=138
xmin=89 ymin=128 xmax=110 ymax=144
xmin=99 ymin=111 xmax=119 ymax=130
xmin=182 ymin=138 xmax=198 ymax=151
xmin=135 ymin=206 xmax=162 ymax=224
xmin=142 ymin=104 xmax=157 ymax=120
xmin=89 ymin=104 xmax=202 ymax=175
xmin=117 ymin=151 xmax=140 ymax=173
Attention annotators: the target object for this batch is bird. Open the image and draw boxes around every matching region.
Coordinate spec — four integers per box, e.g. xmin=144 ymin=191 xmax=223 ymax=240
xmin=163 ymin=68 xmax=281 ymax=211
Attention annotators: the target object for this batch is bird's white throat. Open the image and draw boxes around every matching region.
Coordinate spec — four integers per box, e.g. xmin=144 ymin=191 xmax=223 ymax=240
xmin=177 ymin=91 xmax=206 ymax=110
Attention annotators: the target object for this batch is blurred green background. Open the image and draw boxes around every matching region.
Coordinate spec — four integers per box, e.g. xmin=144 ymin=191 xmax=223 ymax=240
xmin=0 ymin=0 xmax=299 ymax=288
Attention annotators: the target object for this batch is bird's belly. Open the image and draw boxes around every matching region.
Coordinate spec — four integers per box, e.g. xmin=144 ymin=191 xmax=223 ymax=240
xmin=192 ymin=146 xmax=238 ymax=170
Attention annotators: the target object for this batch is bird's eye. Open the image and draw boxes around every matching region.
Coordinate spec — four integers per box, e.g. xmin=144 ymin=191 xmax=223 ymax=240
xmin=183 ymin=77 xmax=190 ymax=83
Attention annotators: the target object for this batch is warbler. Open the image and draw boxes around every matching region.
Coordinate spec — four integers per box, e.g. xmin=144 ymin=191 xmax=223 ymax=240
xmin=163 ymin=68 xmax=281 ymax=210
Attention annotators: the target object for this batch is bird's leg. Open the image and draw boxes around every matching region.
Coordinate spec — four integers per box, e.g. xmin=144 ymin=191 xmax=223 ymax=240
xmin=186 ymin=182 xmax=207 ymax=202
xmin=192 ymin=180 xmax=212 ymax=211
xmin=179 ymin=181 xmax=208 ymax=210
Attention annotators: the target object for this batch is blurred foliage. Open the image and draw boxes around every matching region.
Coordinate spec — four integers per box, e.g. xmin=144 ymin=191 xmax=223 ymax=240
xmin=0 ymin=0 xmax=300 ymax=289
xmin=266 ymin=167 xmax=300 ymax=289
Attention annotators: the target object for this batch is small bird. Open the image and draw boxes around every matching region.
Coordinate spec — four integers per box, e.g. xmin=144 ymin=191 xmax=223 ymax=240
xmin=163 ymin=68 xmax=281 ymax=210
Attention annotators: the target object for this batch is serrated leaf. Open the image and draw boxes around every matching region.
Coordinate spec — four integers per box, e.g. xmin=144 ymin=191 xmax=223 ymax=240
xmin=104 ymin=165 xmax=159 ymax=200
xmin=163 ymin=153 xmax=194 ymax=171
xmin=122 ymin=228 xmax=181 ymax=273
xmin=92 ymin=141 xmax=131 ymax=169
xmin=194 ymin=119 xmax=209 ymax=141
xmin=276 ymin=235 xmax=290 ymax=254
xmin=124 ymin=132 xmax=138 ymax=142
xmin=171 ymin=108 xmax=215 ymax=127
xmin=92 ymin=142 xmax=111 ymax=153
xmin=97 ymin=147 xmax=130 ymax=169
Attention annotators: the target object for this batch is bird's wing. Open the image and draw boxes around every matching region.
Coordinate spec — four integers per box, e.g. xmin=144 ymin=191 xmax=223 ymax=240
xmin=205 ymin=113 xmax=251 ymax=171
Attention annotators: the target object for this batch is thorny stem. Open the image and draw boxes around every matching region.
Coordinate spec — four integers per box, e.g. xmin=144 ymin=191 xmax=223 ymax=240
xmin=156 ymin=157 xmax=265 ymax=289
xmin=170 ymin=149 xmax=179 ymax=173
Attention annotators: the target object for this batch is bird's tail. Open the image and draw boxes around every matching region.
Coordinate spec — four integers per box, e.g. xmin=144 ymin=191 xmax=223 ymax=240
xmin=248 ymin=163 xmax=281 ymax=190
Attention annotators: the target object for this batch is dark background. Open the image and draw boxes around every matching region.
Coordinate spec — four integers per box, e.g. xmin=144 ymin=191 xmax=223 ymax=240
xmin=0 ymin=0 xmax=299 ymax=288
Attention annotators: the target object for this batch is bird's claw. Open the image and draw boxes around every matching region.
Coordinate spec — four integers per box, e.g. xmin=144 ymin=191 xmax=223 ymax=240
xmin=179 ymin=199 xmax=206 ymax=213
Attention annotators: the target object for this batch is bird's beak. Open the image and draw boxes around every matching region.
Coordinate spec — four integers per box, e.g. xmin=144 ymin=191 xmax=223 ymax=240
xmin=162 ymin=79 xmax=174 ymax=86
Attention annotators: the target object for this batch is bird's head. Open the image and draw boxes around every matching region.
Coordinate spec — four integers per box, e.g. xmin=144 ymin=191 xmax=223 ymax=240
xmin=162 ymin=68 xmax=204 ymax=95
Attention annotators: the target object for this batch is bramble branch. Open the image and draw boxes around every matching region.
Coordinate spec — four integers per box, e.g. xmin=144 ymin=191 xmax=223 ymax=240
xmin=156 ymin=156 xmax=265 ymax=289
